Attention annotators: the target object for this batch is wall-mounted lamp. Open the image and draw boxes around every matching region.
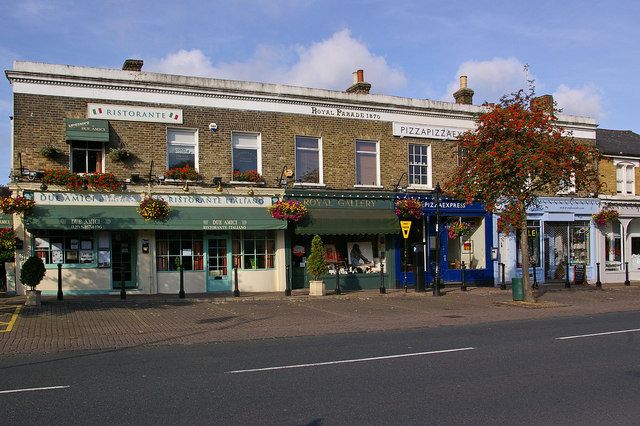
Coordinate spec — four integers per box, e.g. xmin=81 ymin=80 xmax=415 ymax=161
xmin=212 ymin=177 xmax=223 ymax=192
xmin=40 ymin=181 xmax=48 ymax=191
xmin=278 ymin=166 xmax=294 ymax=187
xmin=247 ymin=188 xmax=254 ymax=196
xmin=394 ymin=172 xmax=407 ymax=192
xmin=182 ymin=181 xmax=189 ymax=192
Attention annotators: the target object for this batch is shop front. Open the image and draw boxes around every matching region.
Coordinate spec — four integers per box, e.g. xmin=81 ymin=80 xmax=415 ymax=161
xmin=499 ymin=197 xmax=598 ymax=285
xmin=397 ymin=195 xmax=495 ymax=287
xmin=286 ymin=190 xmax=400 ymax=291
xmin=17 ymin=191 xmax=286 ymax=295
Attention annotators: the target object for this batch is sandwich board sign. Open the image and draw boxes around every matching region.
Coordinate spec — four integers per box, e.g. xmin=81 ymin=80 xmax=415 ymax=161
xmin=400 ymin=221 xmax=412 ymax=239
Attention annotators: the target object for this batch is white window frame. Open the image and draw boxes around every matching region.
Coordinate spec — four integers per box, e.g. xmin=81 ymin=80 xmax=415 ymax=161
xmin=614 ymin=159 xmax=638 ymax=195
xmin=407 ymin=144 xmax=432 ymax=189
xmin=354 ymin=139 xmax=381 ymax=188
xmin=166 ymin=127 xmax=199 ymax=171
xmin=231 ymin=132 xmax=262 ymax=180
xmin=294 ymin=135 xmax=324 ymax=186
xmin=70 ymin=141 xmax=105 ymax=174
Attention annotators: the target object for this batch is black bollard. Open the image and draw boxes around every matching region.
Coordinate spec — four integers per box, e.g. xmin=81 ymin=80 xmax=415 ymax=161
xmin=56 ymin=263 xmax=63 ymax=301
xmin=234 ymin=264 xmax=240 ymax=297
xmin=285 ymin=265 xmax=291 ymax=296
xmin=596 ymin=262 xmax=602 ymax=288
xmin=120 ymin=264 xmax=126 ymax=300
xmin=335 ymin=265 xmax=341 ymax=295
xmin=500 ymin=263 xmax=506 ymax=290
xmin=379 ymin=263 xmax=386 ymax=294
xmin=625 ymin=261 xmax=630 ymax=286
xmin=178 ymin=265 xmax=185 ymax=298
xmin=461 ymin=261 xmax=467 ymax=291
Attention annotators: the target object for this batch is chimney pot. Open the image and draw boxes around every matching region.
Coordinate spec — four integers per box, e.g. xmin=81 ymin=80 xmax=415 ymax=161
xmin=453 ymin=76 xmax=474 ymax=105
xmin=460 ymin=75 xmax=468 ymax=89
xmin=346 ymin=69 xmax=371 ymax=94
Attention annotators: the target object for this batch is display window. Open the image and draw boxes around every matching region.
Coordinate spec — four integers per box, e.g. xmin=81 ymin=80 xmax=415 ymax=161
xmin=445 ymin=216 xmax=486 ymax=270
xmin=292 ymin=234 xmax=386 ymax=274
xmin=232 ymin=230 xmax=275 ymax=270
xmin=604 ymin=220 xmax=623 ymax=271
xmin=156 ymin=231 xmax=204 ymax=271
xmin=517 ymin=220 xmax=541 ymax=268
xmin=33 ymin=230 xmax=96 ymax=267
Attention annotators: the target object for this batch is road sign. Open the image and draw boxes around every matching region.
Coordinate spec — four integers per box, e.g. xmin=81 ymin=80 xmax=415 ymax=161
xmin=400 ymin=220 xmax=412 ymax=239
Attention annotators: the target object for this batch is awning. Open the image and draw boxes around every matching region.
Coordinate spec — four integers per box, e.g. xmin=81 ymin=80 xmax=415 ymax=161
xmin=65 ymin=119 xmax=109 ymax=143
xmin=295 ymin=208 xmax=399 ymax=235
xmin=24 ymin=205 xmax=286 ymax=231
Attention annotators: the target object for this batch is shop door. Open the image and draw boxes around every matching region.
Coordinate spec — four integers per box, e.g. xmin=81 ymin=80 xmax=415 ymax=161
xmin=111 ymin=232 xmax=136 ymax=289
xmin=544 ymin=223 xmax=569 ymax=282
xmin=207 ymin=237 xmax=231 ymax=292
xmin=425 ymin=218 xmax=458 ymax=283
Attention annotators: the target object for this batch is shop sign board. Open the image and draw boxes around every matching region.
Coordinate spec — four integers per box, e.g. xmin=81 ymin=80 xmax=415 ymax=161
xmin=400 ymin=221 xmax=412 ymax=239
xmin=87 ymin=103 xmax=183 ymax=124
xmin=392 ymin=122 xmax=469 ymax=140
xmin=29 ymin=192 xmax=273 ymax=207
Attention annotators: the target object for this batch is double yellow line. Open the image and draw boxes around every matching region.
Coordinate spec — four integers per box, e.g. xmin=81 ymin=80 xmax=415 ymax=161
xmin=0 ymin=305 xmax=21 ymax=333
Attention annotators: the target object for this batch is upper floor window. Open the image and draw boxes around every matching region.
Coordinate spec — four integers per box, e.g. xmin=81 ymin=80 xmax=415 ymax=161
xmin=232 ymin=132 xmax=261 ymax=176
xmin=355 ymin=140 xmax=379 ymax=186
xmin=71 ymin=141 xmax=103 ymax=174
xmin=295 ymin=136 xmax=322 ymax=184
xmin=167 ymin=128 xmax=198 ymax=169
xmin=408 ymin=144 xmax=432 ymax=187
xmin=616 ymin=162 xmax=635 ymax=195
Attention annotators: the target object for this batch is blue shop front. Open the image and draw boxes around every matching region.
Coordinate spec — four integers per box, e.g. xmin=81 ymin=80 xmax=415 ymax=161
xmin=395 ymin=195 xmax=495 ymax=287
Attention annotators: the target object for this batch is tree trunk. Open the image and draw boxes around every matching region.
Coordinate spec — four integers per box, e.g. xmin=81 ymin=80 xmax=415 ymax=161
xmin=518 ymin=223 xmax=536 ymax=302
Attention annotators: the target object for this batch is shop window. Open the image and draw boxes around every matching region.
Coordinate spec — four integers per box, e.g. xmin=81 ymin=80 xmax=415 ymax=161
xmin=408 ymin=144 xmax=431 ymax=188
xmin=231 ymin=231 xmax=275 ymax=270
xmin=156 ymin=231 xmax=204 ymax=271
xmin=604 ymin=220 xmax=623 ymax=271
xmin=569 ymin=222 xmax=590 ymax=265
xmin=70 ymin=141 xmax=103 ymax=173
xmin=295 ymin=136 xmax=322 ymax=184
xmin=167 ymin=128 xmax=198 ymax=169
xmin=355 ymin=140 xmax=379 ymax=186
xmin=446 ymin=217 xmax=486 ymax=270
xmin=292 ymin=234 xmax=386 ymax=274
xmin=616 ymin=163 xmax=635 ymax=195
xmin=232 ymin=132 xmax=261 ymax=175
xmin=33 ymin=230 xmax=96 ymax=267
xmin=516 ymin=220 xmax=541 ymax=267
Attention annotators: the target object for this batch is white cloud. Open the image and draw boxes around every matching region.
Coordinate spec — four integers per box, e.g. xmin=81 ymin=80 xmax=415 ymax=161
xmin=553 ymin=84 xmax=604 ymax=119
xmin=146 ymin=29 xmax=406 ymax=94
xmin=442 ymin=57 xmax=532 ymax=104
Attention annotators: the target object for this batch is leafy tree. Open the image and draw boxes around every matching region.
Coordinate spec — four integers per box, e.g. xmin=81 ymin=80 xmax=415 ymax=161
xmin=445 ymin=87 xmax=599 ymax=301
xmin=307 ymin=235 xmax=328 ymax=281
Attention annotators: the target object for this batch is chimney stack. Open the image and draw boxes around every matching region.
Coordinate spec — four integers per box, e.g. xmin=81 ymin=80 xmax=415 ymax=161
xmin=531 ymin=95 xmax=554 ymax=115
xmin=453 ymin=75 xmax=474 ymax=105
xmin=122 ymin=59 xmax=144 ymax=72
xmin=346 ymin=69 xmax=371 ymax=94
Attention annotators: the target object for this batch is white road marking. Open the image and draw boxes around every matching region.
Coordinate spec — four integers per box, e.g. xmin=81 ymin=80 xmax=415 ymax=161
xmin=0 ymin=385 xmax=70 ymax=395
xmin=226 ymin=347 xmax=475 ymax=374
xmin=556 ymin=328 xmax=640 ymax=340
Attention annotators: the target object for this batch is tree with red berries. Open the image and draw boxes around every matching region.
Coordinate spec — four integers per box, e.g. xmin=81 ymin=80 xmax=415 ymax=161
xmin=445 ymin=87 xmax=599 ymax=302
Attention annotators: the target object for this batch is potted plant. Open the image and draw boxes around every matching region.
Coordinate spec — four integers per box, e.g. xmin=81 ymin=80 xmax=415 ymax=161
xmin=40 ymin=146 xmax=62 ymax=159
xmin=268 ymin=200 xmax=308 ymax=223
xmin=20 ymin=256 xmax=46 ymax=306
xmin=232 ymin=169 xmax=264 ymax=183
xmin=165 ymin=165 xmax=201 ymax=181
xmin=306 ymin=235 xmax=329 ymax=296
xmin=108 ymin=147 xmax=132 ymax=163
xmin=394 ymin=198 xmax=424 ymax=220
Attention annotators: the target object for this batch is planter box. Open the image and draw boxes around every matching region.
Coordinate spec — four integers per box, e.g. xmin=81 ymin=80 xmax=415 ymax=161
xmin=309 ymin=280 xmax=326 ymax=296
xmin=25 ymin=290 xmax=41 ymax=306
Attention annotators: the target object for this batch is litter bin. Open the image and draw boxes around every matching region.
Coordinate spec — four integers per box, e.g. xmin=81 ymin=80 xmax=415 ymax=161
xmin=511 ymin=277 xmax=524 ymax=301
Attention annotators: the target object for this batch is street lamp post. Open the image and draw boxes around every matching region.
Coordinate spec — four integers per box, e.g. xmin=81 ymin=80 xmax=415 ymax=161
xmin=433 ymin=183 xmax=442 ymax=297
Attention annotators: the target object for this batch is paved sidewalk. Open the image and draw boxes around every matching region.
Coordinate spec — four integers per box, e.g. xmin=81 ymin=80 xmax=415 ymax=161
xmin=1 ymin=283 xmax=639 ymax=355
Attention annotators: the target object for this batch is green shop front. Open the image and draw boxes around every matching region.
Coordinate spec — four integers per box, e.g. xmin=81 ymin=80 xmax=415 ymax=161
xmin=286 ymin=190 xmax=400 ymax=291
xmin=20 ymin=191 xmax=286 ymax=295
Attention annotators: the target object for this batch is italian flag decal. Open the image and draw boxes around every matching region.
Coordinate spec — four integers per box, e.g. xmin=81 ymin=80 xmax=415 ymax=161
xmin=169 ymin=112 xmax=180 ymax=120
xmin=92 ymin=107 xmax=103 ymax=114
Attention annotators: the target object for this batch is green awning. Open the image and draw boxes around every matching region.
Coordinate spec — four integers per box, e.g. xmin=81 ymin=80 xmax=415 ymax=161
xmin=24 ymin=205 xmax=286 ymax=231
xmin=0 ymin=214 xmax=13 ymax=228
xmin=295 ymin=208 xmax=399 ymax=235
xmin=65 ymin=119 xmax=110 ymax=142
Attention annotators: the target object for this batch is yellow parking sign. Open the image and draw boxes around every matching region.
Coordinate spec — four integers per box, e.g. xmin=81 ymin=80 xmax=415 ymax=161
xmin=400 ymin=221 xmax=412 ymax=239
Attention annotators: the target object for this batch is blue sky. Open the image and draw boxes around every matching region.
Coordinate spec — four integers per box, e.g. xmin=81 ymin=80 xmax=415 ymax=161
xmin=2 ymin=0 xmax=639 ymax=184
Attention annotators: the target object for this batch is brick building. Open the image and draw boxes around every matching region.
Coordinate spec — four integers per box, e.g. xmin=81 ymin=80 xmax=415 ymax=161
xmin=3 ymin=59 xmax=598 ymax=295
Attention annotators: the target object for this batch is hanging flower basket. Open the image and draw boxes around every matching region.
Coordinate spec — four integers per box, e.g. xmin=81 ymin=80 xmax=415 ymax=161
xmin=592 ymin=208 xmax=619 ymax=226
xmin=394 ymin=198 xmax=424 ymax=220
xmin=268 ymin=200 xmax=308 ymax=223
xmin=0 ymin=195 xmax=35 ymax=215
xmin=448 ymin=221 xmax=472 ymax=239
xmin=165 ymin=165 xmax=201 ymax=181
xmin=232 ymin=169 xmax=264 ymax=183
xmin=138 ymin=196 xmax=171 ymax=222
xmin=0 ymin=227 xmax=16 ymax=263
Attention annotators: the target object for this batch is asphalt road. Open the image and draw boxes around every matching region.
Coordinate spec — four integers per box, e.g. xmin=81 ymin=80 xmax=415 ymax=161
xmin=2 ymin=310 xmax=640 ymax=425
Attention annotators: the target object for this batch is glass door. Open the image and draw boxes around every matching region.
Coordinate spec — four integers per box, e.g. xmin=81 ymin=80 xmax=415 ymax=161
xmin=111 ymin=231 xmax=136 ymax=289
xmin=207 ymin=237 xmax=231 ymax=292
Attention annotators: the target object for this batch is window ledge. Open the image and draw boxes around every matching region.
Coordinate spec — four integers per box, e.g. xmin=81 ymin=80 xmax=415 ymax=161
xmin=354 ymin=185 xmax=383 ymax=189
xmin=407 ymin=185 xmax=433 ymax=191
xmin=229 ymin=181 xmax=266 ymax=186
xmin=163 ymin=178 xmax=204 ymax=184
xmin=293 ymin=182 xmax=326 ymax=187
